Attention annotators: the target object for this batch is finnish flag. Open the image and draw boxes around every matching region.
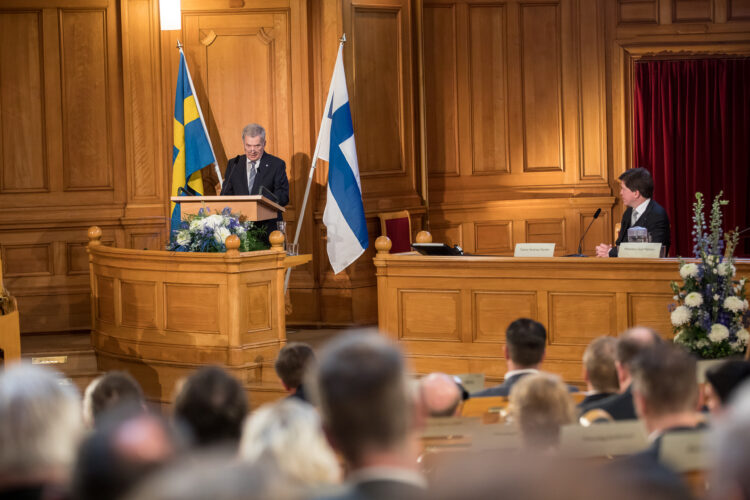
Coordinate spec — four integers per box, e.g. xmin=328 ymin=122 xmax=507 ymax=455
xmin=318 ymin=44 xmax=368 ymax=274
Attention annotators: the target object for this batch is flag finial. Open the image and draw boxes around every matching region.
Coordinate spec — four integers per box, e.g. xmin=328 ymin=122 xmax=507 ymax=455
xmin=339 ymin=33 xmax=347 ymax=44
xmin=176 ymin=40 xmax=183 ymax=49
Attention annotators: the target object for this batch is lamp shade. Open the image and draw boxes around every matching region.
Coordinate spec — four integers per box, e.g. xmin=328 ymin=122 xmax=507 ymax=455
xmin=159 ymin=0 xmax=181 ymax=31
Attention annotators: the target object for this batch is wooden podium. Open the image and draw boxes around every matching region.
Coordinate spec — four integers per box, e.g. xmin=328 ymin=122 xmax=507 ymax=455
xmin=170 ymin=195 xmax=285 ymax=221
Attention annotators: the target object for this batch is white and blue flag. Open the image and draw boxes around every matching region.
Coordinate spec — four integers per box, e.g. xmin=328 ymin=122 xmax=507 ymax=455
xmin=317 ymin=44 xmax=368 ymax=274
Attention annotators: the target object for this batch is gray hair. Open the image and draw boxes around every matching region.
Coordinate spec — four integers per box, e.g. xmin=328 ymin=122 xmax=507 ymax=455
xmin=241 ymin=123 xmax=266 ymax=144
xmin=239 ymin=399 xmax=340 ymax=485
xmin=0 ymin=363 xmax=83 ymax=476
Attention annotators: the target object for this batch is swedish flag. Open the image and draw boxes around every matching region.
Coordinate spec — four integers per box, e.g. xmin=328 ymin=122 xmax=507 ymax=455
xmin=170 ymin=51 xmax=215 ymax=236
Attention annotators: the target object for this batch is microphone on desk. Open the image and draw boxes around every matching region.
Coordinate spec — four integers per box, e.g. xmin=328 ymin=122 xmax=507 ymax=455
xmin=565 ymin=208 xmax=601 ymax=257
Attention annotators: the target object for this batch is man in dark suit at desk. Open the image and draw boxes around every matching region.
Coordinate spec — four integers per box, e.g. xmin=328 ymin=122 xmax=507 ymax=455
xmin=220 ymin=123 xmax=289 ymax=242
xmin=596 ymin=167 xmax=671 ymax=258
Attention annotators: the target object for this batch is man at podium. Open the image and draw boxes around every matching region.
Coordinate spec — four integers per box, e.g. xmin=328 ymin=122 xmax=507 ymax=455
xmin=220 ymin=123 xmax=289 ymax=241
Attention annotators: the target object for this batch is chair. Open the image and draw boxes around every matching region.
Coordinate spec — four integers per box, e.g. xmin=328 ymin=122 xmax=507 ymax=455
xmin=378 ymin=210 xmax=412 ymax=253
xmin=0 ymin=258 xmax=21 ymax=365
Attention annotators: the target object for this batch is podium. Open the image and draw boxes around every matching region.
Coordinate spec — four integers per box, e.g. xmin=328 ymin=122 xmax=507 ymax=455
xmin=171 ymin=195 xmax=285 ymax=222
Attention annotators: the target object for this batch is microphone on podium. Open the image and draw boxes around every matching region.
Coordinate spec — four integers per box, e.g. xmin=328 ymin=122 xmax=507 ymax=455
xmin=566 ymin=208 xmax=602 ymax=257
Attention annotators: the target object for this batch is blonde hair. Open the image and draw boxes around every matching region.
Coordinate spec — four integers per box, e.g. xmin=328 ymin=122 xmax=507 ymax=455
xmin=509 ymin=373 xmax=575 ymax=450
xmin=239 ymin=399 xmax=340 ymax=485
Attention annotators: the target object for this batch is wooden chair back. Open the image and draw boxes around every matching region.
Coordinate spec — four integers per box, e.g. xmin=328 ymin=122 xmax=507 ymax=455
xmin=378 ymin=210 xmax=412 ymax=253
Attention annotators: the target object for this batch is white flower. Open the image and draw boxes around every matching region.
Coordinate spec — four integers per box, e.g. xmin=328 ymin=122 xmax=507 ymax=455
xmin=679 ymin=263 xmax=699 ymax=279
xmin=189 ymin=219 xmax=202 ymax=231
xmin=708 ymin=324 xmax=729 ymax=343
xmin=707 ymin=255 xmax=720 ymax=266
xmin=671 ymin=306 xmax=692 ymax=327
xmin=214 ymin=226 xmax=231 ymax=244
xmin=206 ymin=214 xmax=225 ymax=229
xmin=736 ymin=328 xmax=750 ymax=345
xmin=714 ymin=294 xmax=720 ymax=301
xmin=717 ymin=263 xmax=736 ymax=277
xmin=724 ymin=296 xmax=747 ymax=313
xmin=696 ymin=339 xmax=710 ymax=349
xmin=684 ymin=292 xmax=703 ymax=308
xmin=176 ymin=230 xmax=191 ymax=246
xmin=235 ymin=225 xmax=246 ymax=235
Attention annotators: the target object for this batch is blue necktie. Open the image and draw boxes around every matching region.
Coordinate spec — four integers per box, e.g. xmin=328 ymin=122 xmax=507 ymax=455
xmin=248 ymin=161 xmax=257 ymax=193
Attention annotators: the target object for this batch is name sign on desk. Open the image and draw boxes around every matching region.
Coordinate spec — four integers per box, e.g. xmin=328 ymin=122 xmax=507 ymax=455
xmin=560 ymin=420 xmax=648 ymax=457
xmin=659 ymin=430 xmax=710 ymax=472
xmin=618 ymin=242 xmax=662 ymax=258
xmin=514 ymin=243 xmax=555 ymax=257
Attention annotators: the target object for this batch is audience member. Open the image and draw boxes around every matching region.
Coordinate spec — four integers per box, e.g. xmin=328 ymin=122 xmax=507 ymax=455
xmin=509 ymin=373 xmax=576 ymax=451
xmin=704 ymin=359 xmax=750 ymax=415
xmin=239 ymin=398 xmax=341 ymax=486
xmin=82 ymin=375 xmax=102 ymax=428
xmin=578 ymin=336 xmax=619 ymax=413
xmin=173 ymin=365 xmax=248 ymax=450
xmin=586 ymin=326 xmax=662 ymax=420
xmin=89 ymin=371 xmax=146 ymax=426
xmin=0 ymin=364 xmax=83 ymax=499
xmin=72 ymin=407 xmax=180 ymax=500
xmin=472 ymin=318 xmax=549 ymax=398
xmin=311 ymin=332 xmax=426 ymax=500
xmin=711 ymin=381 xmax=750 ymax=500
xmin=611 ymin=342 xmax=700 ymax=498
xmin=125 ymin=453 xmax=304 ymax=500
xmin=275 ymin=342 xmax=315 ymax=403
xmin=419 ymin=373 xmax=462 ymax=417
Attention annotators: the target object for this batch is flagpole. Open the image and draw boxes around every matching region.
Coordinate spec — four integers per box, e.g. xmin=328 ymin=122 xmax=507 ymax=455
xmin=176 ymin=41 xmax=223 ymax=187
xmin=284 ymin=34 xmax=346 ymax=293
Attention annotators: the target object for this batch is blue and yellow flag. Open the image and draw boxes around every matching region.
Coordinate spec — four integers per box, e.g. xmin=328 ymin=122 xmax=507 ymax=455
xmin=170 ymin=51 xmax=215 ymax=236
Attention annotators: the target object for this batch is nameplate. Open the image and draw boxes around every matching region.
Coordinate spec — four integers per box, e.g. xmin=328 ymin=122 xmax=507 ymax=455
xmin=560 ymin=420 xmax=648 ymax=457
xmin=31 ymin=356 xmax=67 ymax=365
xmin=422 ymin=417 xmax=481 ymax=438
xmin=471 ymin=423 xmax=521 ymax=452
xmin=618 ymin=243 xmax=662 ymax=258
xmin=659 ymin=430 xmax=710 ymax=472
xmin=455 ymin=373 xmax=485 ymax=394
xmin=514 ymin=243 xmax=555 ymax=257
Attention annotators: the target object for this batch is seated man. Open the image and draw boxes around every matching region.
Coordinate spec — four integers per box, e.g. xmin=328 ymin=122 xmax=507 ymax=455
xmin=88 ymin=370 xmax=146 ymax=427
xmin=585 ymin=327 xmax=662 ymax=420
xmin=419 ymin=372 xmax=463 ymax=417
xmin=596 ymin=167 xmax=671 ymax=257
xmin=274 ymin=342 xmax=315 ymax=403
xmin=578 ymin=336 xmax=619 ymax=414
xmin=473 ymin=318 xmax=576 ymax=398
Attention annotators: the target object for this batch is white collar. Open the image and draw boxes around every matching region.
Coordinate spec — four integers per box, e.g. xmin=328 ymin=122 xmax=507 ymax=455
xmin=347 ymin=467 xmax=427 ymax=489
xmin=632 ymin=198 xmax=650 ymax=219
xmin=504 ymin=368 xmax=538 ymax=381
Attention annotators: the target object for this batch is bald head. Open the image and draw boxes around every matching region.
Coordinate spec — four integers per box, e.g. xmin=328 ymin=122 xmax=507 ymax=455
xmin=420 ymin=373 xmax=462 ymax=417
xmin=615 ymin=327 xmax=662 ymax=388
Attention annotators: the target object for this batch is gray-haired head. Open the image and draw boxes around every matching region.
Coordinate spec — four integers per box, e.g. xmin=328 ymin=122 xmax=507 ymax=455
xmin=0 ymin=363 xmax=83 ymax=477
xmin=241 ymin=123 xmax=266 ymax=144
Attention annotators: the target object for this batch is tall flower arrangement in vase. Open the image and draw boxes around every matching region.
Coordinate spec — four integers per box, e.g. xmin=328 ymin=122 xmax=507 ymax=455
xmin=670 ymin=192 xmax=749 ymax=359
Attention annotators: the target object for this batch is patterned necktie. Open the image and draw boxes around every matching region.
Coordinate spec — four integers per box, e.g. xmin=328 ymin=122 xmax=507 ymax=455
xmin=631 ymin=209 xmax=638 ymax=226
xmin=248 ymin=161 xmax=257 ymax=193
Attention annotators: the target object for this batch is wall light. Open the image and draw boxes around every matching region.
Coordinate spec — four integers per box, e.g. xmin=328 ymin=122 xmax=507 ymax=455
xmin=159 ymin=0 xmax=181 ymax=31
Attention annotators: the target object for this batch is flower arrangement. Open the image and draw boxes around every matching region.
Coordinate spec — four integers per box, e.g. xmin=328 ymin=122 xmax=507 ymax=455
xmin=670 ymin=192 xmax=749 ymax=359
xmin=168 ymin=207 xmax=268 ymax=253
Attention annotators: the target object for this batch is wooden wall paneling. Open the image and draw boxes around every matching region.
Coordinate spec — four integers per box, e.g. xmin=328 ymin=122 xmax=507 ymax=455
xmin=673 ymin=0 xmax=713 ymax=22
xmin=0 ymin=11 xmax=47 ymax=193
xmin=120 ymin=0 xmax=167 ymax=229
xmin=399 ymin=288 xmax=461 ymax=341
xmin=472 ymin=290 xmax=536 ymax=342
xmin=729 ymin=0 xmax=750 ymax=20
xmin=618 ymin=0 xmax=659 ymax=24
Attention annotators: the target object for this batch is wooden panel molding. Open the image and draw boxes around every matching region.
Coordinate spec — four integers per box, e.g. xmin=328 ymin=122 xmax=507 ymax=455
xmin=549 ymin=292 xmax=617 ymax=344
xmin=728 ymin=0 xmax=750 ymax=20
xmin=474 ymin=221 xmax=513 ymax=254
xmin=525 ymin=219 xmax=565 ymax=249
xmin=399 ymin=289 xmax=461 ymax=341
xmin=618 ymin=0 xmax=659 ymax=24
xmin=673 ymin=0 xmax=713 ymax=22
xmin=120 ymin=280 xmax=157 ymax=328
xmin=629 ymin=293 xmax=674 ymax=336
xmin=1 ymin=244 xmax=53 ymax=277
xmin=96 ymin=276 xmax=115 ymax=324
xmin=246 ymin=282 xmax=271 ymax=332
xmin=0 ymin=11 xmax=47 ymax=194
xmin=164 ymin=283 xmax=221 ymax=334
xmin=473 ymin=291 xmax=536 ymax=342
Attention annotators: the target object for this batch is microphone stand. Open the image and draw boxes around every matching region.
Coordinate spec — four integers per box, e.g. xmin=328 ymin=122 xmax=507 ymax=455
xmin=566 ymin=210 xmax=601 ymax=257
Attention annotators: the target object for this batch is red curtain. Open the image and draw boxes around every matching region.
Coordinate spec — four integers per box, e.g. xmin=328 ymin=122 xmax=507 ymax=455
xmin=633 ymin=58 xmax=750 ymax=258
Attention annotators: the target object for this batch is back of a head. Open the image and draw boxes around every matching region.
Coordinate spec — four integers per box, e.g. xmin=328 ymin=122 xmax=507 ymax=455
xmin=618 ymin=167 xmax=654 ymax=199
xmin=505 ymin=318 xmax=547 ymax=367
xmin=73 ymin=408 xmax=179 ymax=500
xmin=420 ymin=372 xmax=462 ymax=417
xmin=712 ymin=382 xmax=750 ymax=500
xmin=173 ymin=366 xmax=248 ymax=448
xmin=312 ymin=332 xmax=412 ymax=465
xmin=616 ymin=327 xmax=662 ymax=367
xmin=583 ymin=336 xmax=619 ymax=393
xmin=705 ymin=360 xmax=750 ymax=406
xmin=0 ymin=364 xmax=82 ymax=479
xmin=274 ymin=343 xmax=315 ymax=390
xmin=239 ymin=399 xmax=340 ymax=485
xmin=631 ymin=343 xmax=697 ymax=417
xmin=509 ymin=373 xmax=575 ymax=450
xmin=90 ymin=371 xmax=145 ymax=426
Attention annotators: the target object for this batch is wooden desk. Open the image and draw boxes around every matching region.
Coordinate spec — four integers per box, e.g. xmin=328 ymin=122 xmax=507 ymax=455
xmin=373 ymin=243 xmax=750 ymax=387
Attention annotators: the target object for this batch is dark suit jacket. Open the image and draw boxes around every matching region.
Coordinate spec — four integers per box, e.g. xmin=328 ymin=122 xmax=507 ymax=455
xmin=587 ymin=385 xmax=637 ymax=421
xmin=220 ymin=152 xmax=289 ymax=222
xmin=316 ymin=479 xmax=426 ymax=500
xmin=471 ymin=372 xmax=579 ymax=398
xmin=577 ymin=392 xmax=616 ymax=414
xmin=609 ymin=199 xmax=671 ymax=257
